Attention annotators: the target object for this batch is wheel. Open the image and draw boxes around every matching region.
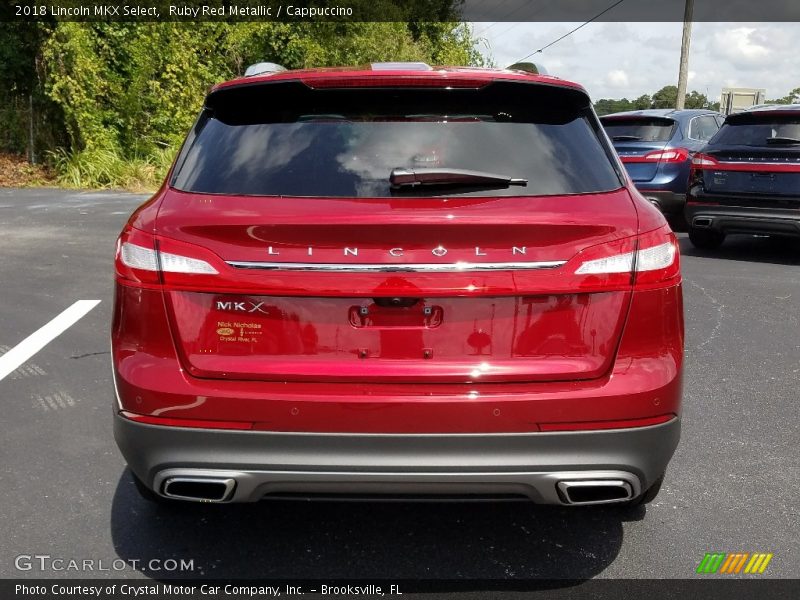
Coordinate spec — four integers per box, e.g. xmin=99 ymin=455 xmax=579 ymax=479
xmin=630 ymin=473 xmax=665 ymax=506
xmin=688 ymin=228 xmax=724 ymax=249
xmin=131 ymin=471 xmax=175 ymax=505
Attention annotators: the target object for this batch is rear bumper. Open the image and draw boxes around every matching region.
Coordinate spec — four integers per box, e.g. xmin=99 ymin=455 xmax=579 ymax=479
xmin=685 ymin=204 xmax=800 ymax=237
xmin=114 ymin=412 xmax=680 ymax=504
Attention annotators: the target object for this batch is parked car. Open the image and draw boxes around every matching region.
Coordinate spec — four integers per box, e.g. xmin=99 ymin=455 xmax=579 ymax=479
xmin=601 ymin=109 xmax=724 ymax=217
xmin=686 ymin=104 xmax=800 ymax=249
xmin=113 ymin=63 xmax=683 ymax=507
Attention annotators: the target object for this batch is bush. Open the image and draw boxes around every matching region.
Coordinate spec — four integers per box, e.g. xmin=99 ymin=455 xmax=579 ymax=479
xmin=50 ymin=146 xmax=175 ymax=191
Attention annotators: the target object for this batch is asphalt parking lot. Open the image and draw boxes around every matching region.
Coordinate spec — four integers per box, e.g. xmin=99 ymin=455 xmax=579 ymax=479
xmin=0 ymin=188 xmax=798 ymax=582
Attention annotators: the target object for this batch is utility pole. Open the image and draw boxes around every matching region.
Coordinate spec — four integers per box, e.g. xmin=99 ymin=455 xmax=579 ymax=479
xmin=675 ymin=0 xmax=694 ymax=109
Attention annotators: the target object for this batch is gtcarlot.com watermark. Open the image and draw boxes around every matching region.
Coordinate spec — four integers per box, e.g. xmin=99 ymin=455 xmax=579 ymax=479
xmin=14 ymin=554 xmax=196 ymax=573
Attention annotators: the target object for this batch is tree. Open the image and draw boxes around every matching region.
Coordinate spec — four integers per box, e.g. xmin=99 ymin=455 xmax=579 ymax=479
xmin=767 ymin=87 xmax=800 ymax=105
xmin=594 ymin=98 xmax=634 ymax=116
xmin=684 ymin=90 xmax=711 ymax=109
xmin=651 ymin=85 xmax=678 ymax=109
xmin=633 ymin=94 xmax=652 ymax=110
xmin=595 ymin=87 xmax=717 ymax=116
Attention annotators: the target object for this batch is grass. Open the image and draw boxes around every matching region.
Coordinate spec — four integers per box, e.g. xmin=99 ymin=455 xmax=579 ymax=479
xmin=49 ymin=146 xmax=175 ymax=192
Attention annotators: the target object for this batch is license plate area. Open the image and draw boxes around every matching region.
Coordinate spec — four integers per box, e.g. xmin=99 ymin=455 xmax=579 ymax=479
xmin=349 ymin=302 xmax=443 ymax=329
xmin=748 ymin=172 xmax=776 ymax=194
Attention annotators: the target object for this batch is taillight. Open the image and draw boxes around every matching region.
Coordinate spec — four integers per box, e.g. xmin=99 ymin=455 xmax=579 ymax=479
xmin=115 ymin=226 xmax=160 ymax=286
xmin=686 ymin=153 xmax=717 ymax=203
xmin=621 ymin=148 xmax=690 ymax=164
xmin=572 ymin=226 xmax=680 ymax=291
xmin=632 ymin=228 xmax=681 ymax=288
xmin=691 ymin=153 xmax=719 ymax=167
xmin=115 ymin=226 xmax=219 ymax=287
xmin=643 ymin=148 xmax=689 ymax=163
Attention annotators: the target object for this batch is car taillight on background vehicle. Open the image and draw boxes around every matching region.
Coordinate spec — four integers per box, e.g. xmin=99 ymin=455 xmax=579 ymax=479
xmin=686 ymin=153 xmax=718 ymax=205
xmin=115 ymin=226 xmax=219 ymax=287
xmin=572 ymin=226 xmax=680 ymax=291
xmin=621 ymin=148 xmax=690 ymax=164
xmin=690 ymin=153 xmax=719 ymax=168
xmin=643 ymin=148 xmax=690 ymax=163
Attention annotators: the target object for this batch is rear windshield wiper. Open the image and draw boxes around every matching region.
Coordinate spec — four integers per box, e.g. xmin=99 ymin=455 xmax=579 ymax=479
xmin=611 ymin=135 xmax=642 ymax=141
xmin=765 ymin=136 xmax=800 ymax=145
xmin=390 ymin=167 xmax=527 ymax=189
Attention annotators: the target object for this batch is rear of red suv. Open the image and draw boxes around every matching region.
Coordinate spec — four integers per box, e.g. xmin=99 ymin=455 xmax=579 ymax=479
xmin=113 ymin=63 xmax=683 ymax=507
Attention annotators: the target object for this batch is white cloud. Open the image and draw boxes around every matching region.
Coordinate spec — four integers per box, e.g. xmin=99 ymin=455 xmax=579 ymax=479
xmin=605 ymin=69 xmax=630 ymax=88
xmin=475 ymin=21 xmax=800 ymax=102
xmin=710 ymin=27 xmax=770 ymax=65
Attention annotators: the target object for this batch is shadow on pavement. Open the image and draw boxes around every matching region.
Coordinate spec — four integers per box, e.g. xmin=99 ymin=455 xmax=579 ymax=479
xmin=111 ymin=469 xmax=643 ymax=585
xmin=678 ymin=233 xmax=800 ymax=266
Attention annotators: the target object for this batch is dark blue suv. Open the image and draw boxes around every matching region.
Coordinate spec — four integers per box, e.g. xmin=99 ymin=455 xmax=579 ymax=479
xmin=601 ymin=109 xmax=724 ymax=217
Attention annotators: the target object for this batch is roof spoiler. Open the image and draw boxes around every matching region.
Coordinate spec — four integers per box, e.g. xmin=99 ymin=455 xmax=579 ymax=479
xmin=507 ymin=62 xmax=548 ymax=75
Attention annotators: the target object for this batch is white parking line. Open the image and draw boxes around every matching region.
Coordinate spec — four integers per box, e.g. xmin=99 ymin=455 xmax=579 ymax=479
xmin=0 ymin=300 xmax=101 ymax=382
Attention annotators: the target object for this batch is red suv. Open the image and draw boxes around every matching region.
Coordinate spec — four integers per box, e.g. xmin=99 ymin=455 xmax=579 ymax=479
xmin=113 ymin=63 xmax=683 ymax=507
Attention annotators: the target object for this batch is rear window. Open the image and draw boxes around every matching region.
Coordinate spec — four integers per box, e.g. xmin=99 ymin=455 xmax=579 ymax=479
xmin=172 ymin=81 xmax=622 ymax=197
xmin=602 ymin=117 xmax=676 ymax=142
xmin=711 ymin=115 xmax=800 ymax=146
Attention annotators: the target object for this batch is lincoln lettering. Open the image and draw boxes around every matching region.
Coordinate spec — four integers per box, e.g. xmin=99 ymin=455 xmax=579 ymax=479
xmin=267 ymin=246 xmax=529 ymax=257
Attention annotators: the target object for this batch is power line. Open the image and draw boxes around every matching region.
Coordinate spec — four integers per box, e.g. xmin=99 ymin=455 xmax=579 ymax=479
xmin=490 ymin=20 xmax=525 ymax=42
xmin=513 ymin=0 xmax=627 ymax=64
xmin=472 ymin=0 xmax=532 ymax=38
xmin=484 ymin=0 xmax=560 ymax=49
xmin=472 ymin=0 xmax=520 ymax=38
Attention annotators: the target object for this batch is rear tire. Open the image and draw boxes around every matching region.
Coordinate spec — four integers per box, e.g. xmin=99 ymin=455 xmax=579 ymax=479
xmin=688 ymin=228 xmax=725 ymax=249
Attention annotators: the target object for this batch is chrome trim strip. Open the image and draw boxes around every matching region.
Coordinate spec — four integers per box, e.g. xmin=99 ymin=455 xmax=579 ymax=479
xmin=556 ymin=479 xmax=634 ymax=506
xmin=162 ymin=477 xmax=237 ymax=503
xmin=226 ymin=260 xmax=566 ymax=272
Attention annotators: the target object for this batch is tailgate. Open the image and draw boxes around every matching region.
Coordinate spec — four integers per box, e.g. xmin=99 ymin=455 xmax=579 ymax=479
xmin=157 ymin=190 xmax=638 ymax=384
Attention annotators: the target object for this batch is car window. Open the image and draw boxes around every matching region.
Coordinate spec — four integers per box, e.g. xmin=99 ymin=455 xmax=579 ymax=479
xmin=601 ymin=117 xmax=676 ymax=142
xmin=688 ymin=116 xmax=720 ymax=141
xmin=172 ymin=82 xmax=623 ymax=197
xmin=711 ymin=115 xmax=800 ymax=146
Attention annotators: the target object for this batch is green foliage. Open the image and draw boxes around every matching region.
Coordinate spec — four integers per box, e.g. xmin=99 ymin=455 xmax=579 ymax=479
xmin=0 ymin=22 xmax=67 ymax=156
xmin=650 ymin=85 xmax=678 ymax=108
xmin=595 ymin=87 xmax=714 ymax=115
xmin=594 ymin=96 xmax=649 ymax=116
xmin=49 ymin=146 xmax=174 ymax=190
xmin=651 ymin=86 xmax=711 ymax=110
xmin=684 ymin=90 xmax=712 ymax=109
xmin=4 ymin=15 xmax=482 ymax=189
xmin=767 ymin=87 xmax=800 ymax=105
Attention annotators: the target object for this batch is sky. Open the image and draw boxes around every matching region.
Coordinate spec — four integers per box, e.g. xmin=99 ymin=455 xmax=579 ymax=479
xmin=472 ymin=22 xmax=799 ymax=102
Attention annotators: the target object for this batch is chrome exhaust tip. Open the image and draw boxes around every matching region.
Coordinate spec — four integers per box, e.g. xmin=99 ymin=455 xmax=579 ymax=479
xmin=693 ymin=217 xmax=713 ymax=228
xmin=644 ymin=197 xmax=662 ymax=211
xmin=162 ymin=477 xmax=236 ymax=503
xmin=557 ymin=480 xmax=634 ymax=505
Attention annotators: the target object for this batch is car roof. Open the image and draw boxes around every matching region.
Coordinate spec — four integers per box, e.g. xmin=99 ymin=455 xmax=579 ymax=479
xmin=738 ymin=103 xmax=800 ymax=113
xmin=210 ymin=64 xmax=587 ymax=94
xmin=600 ymin=108 xmax=717 ymax=120
xmin=726 ymin=103 xmax=800 ymax=123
